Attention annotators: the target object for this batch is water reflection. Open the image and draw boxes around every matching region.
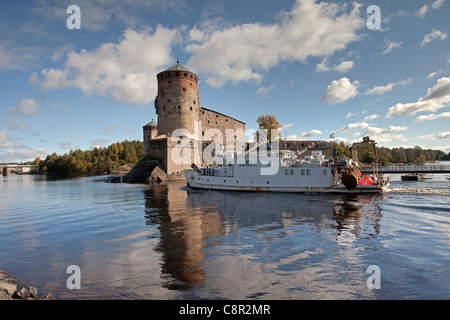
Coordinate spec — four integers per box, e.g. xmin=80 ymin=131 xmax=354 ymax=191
xmin=144 ymin=183 xmax=224 ymax=290
xmin=144 ymin=182 xmax=383 ymax=291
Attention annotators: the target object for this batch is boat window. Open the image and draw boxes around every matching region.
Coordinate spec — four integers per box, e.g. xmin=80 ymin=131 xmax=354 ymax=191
xmin=290 ymin=169 xmax=294 ymax=175
xmin=307 ymin=169 xmax=311 ymax=175
xmin=323 ymin=170 xmax=327 ymax=176
xmin=301 ymin=169 xmax=305 ymax=175
xmin=285 ymin=169 xmax=289 ymax=175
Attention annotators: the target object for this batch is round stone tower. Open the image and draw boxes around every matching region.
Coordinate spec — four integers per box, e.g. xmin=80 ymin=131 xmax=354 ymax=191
xmin=155 ymin=63 xmax=200 ymax=139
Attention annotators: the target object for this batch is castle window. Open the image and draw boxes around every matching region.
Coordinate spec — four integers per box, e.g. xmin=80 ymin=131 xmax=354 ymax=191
xmin=176 ymin=72 xmax=180 ymax=76
xmin=190 ymin=107 xmax=192 ymax=111
xmin=208 ymin=120 xmax=210 ymax=124
xmin=178 ymin=106 xmax=181 ymax=110
xmin=167 ymin=99 xmax=171 ymax=102
xmin=184 ymin=73 xmax=188 ymax=77
xmin=216 ymin=115 xmax=218 ymax=118
xmin=169 ymin=81 xmax=172 ymax=84
xmin=202 ymin=111 xmax=205 ymax=114
xmin=191 ymin=75 xmax=193 ymax=79
xmin=183 ymin=88 xmax=186 ymax=91
xmin=226 ymin=119 xmax=228 ymax=122
xmin=193 ymin=101 xmax=196 ymax=104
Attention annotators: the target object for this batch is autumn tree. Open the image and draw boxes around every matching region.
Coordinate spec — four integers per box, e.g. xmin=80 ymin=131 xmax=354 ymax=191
xmin=256 ymin=114 xmax=282 ymax=143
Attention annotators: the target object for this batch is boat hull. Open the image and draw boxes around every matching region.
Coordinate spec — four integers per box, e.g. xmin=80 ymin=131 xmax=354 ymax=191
xmin=186 ymin=180 xmax=386 ymax=194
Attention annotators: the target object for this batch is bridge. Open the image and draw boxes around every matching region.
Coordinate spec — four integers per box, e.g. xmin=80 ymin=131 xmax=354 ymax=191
xmin=359 ymin=164 xmax=450 ymax=174
xmin=1 ymin=164 xmax=37 ymax=176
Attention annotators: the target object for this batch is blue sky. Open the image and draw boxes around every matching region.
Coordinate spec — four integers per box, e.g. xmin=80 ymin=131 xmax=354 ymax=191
xmin=1 ymin=0 xmax=449 ymax=162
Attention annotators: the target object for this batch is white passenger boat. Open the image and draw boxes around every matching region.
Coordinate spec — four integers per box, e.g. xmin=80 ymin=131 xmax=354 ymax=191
xmin=185 ymin=136 xmax=390 ymax=194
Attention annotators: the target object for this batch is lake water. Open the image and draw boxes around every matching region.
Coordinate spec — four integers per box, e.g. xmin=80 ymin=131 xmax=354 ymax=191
xmin=1 ymin=166 xmax=449 ymax=300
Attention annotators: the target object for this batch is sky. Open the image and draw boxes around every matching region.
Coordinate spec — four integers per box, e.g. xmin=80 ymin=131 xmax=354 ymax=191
xmin=1 ymin=0 xmax=449 ymax=163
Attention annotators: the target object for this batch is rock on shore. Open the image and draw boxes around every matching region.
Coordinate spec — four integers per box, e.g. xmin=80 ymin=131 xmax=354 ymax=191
xmin=0 ymin=270 xmax=53 ymax=300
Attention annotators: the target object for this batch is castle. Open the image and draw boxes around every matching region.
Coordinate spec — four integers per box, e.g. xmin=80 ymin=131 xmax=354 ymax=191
xmin=142 ymin=62 xmax=246 ymax=180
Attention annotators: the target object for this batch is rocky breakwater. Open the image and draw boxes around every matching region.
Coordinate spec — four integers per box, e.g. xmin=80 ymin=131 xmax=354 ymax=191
xmin=0 ymin=270 xmax=53 ymax=300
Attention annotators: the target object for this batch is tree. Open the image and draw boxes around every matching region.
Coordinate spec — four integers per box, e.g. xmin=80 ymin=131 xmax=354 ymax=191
xmin=256 ymin=114 xmax=282 ymax=143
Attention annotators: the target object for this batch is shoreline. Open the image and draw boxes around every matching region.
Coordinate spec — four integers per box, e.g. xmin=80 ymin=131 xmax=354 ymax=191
xmin=0 ymin=270 xmax=53 ymax=300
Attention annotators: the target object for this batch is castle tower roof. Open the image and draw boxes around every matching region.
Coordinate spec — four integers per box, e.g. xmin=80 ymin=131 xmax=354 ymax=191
xmin=160 ymin=63 xmax=195 ymax=75
xmin=144 ymin=119 xmax=157 ymax=127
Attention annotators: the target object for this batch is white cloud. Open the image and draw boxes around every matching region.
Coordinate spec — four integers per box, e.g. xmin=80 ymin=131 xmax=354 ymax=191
xmin=316 ymin=58 xmax=354 ymax=73
xmin=51 ymin=45 xmax=74 ymax=62
xmin=415 ymin=1 xmax=446 ymax=18
xmin=300 ymin=130 xmax=323 ymax=139
xmin=0 ymin=42 xmax=38 ymax=71
xmin=382 ymin=40 xmax=402 ymax=55
xmin=427 ymin=70 xmax=443 ymax=79
xmin=90 ymin=139 xmax=112 ymax=149
xmin=101 ymin=124 xmax=121 ymax=135
xmin=288 ymin=129 xmax=323 ymax=140
xmin=7 ymin=118 xmax=30 ymax=130
xmin=281 ymin=123 xmax=295 ymax=130
xmin=414 ymin=111 xmax=450 ymax=122
xmin=320 ymin=77 xmax=359 ymax=104
xmin=345 ymin=112 xmax=358 ymax=119
xmin=337 ymin=121 xmax=369 ymax=133
xmin=370 ymin=133 xmax=408 ymax=143
xmin=0 ymin=149 xmax=48 ymax=162
xmin=59 ymin=142 xmax=79 ymax=150
xmin=365 ymin=125 xmax=408 ymax=136
xmin=362 ymin=114 xmax=380 ymax=122
xmin=417 ymin=133 xmax=437 ymax=140
xmin=439 ymin=131 xmax=450 ymax=139
xmin=432 ymin=0 xmax=446 ymax=9
xmin=417 ymin=5 xmax=428 ymax=18
xmin=386 ymin=76 xmax=450 ymax=118
xmin=256 ymin=84 xmax=276 ymax=97
xmin=0 ymin=131 xmax=25 ymax=149
xmin=8 ymin=99 xmax=38 ymax=116
xmin=37 ymin=27 xmax=175 ymax=105
xmin=421 ymin=29 xmax=448 ymax=48
xmin=364 ymin=78 xmax=412 ymax=95
xmin=434 ymin=145 xmax=450 ymax=152
xmin=186 ymin=0 xmax=364 ymax=87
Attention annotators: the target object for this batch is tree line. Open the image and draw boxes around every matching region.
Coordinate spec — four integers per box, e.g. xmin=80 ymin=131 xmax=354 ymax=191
xmin=330 ymin=141 xmax=450 ymax=165
xmin=255 ymin=114 xmax=449 ymax=165
xmin=31 ymin=140 xmax=143 ymax=176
